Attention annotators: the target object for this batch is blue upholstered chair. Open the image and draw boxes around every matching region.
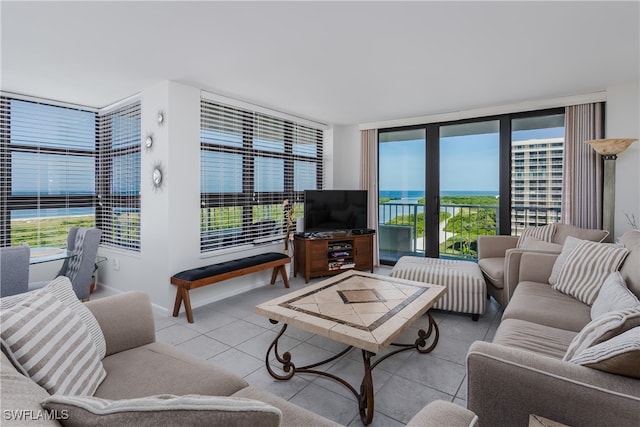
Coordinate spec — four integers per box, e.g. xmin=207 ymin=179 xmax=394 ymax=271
xmin=0 ymin=243 xmax=31 ymax=297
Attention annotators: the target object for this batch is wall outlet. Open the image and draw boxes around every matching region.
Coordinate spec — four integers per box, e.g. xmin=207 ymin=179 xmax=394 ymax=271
xmin=112 ymin=258 xmax=120 ymax=271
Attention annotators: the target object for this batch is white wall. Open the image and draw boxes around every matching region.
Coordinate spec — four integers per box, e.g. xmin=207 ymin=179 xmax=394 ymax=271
xmin=96 ymin=82 xmax=305 ymax=313
xmin=97 ymin=81 xmax=176 ymax=310
xmin=605 ymin=80 xmax=640 ymax=238
xmin=332 ymin=125 xmax=361 ymax=189
xmin=323 ymin=128 xmax=334 ymax=189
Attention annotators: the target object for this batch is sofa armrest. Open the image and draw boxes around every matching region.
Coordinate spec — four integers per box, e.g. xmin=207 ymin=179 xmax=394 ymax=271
xmin=503 ymin=249 xmax=525 ymax=306
xmin=518 ymin=252 xmax=558 ymax=284
xmin=85 ymin=291 xmax=156 ymax=356
xmin=504 ymin=248 xmax=562 ymax=305
xmin=467 ymin=341 xmax=640 ymax=427
xmin=477 ymin=235 xmax=519 ymax=259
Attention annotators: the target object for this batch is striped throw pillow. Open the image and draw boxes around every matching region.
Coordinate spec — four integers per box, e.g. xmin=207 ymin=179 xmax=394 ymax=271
xmin=548 ymin=236 xmax=584 ymax=286
xmin=569 ymin=327 xmax=640 ymax=379
xmin=552 ymin=240 xmax=629 ymax=305
xmin=0 ymin=277 xmax=106 ymax=359
xmin=0 ymin=291 xmax=106 ymax=396
xmin=516 ymin=223 xmax=556 ymax=248
xmin=563 ymin=308 xmax=640 ymax=362
xmin=591 ymin=272 xmax=640 ymax=319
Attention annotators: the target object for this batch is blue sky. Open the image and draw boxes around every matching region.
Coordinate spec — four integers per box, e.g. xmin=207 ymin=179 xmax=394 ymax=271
xmin=379 ymin=127 xmax=564 ymax=193
xmin=440 ymin=134 xmax=498 ymax=192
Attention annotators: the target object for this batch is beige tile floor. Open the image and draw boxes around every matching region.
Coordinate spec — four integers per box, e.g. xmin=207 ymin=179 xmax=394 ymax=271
xmin=97 ymin=266 xmax=502 ymax=426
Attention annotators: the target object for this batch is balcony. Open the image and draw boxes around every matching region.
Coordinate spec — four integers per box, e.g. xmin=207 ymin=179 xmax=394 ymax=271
xmin=379 ymin=201 xmax=561 ymax=263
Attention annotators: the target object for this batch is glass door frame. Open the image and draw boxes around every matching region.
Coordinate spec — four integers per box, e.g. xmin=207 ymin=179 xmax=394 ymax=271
xmin=378 ymin=107 xmax=565 ymax=265
xmin=377 ymin=126 xmax=428 ymax=263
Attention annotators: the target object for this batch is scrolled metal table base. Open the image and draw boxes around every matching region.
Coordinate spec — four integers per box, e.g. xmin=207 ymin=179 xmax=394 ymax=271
xmin=265 ymin=313 xmax=439 ymax=425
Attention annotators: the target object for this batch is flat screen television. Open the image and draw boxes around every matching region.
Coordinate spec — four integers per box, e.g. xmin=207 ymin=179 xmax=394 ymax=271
xmin=303 ymin=190 xmax=368 ymax=232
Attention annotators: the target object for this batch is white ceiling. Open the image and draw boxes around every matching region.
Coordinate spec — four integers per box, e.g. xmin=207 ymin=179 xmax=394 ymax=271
xmin=2 ymin=1 xmax=638 ymax=126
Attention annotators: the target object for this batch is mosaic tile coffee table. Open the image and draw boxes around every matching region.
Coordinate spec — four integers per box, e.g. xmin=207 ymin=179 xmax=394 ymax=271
xmin=255 ymin=270 xmax=446 ymax=425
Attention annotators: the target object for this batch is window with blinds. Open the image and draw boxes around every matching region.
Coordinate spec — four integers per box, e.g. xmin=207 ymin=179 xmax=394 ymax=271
xmin=0 ymin=95 xmax=141 ymax=251
xmin=200 ymin=99 xmax=323 ymax=252
xmin=1 ymin=96 xmax=97 ymax=247
xmin=96 ymin=101 xmax=141 ymax=251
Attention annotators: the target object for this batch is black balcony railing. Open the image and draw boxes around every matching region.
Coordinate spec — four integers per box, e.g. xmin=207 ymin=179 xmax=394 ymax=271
xmin=378 ymin=202 xmax=561 ymax=262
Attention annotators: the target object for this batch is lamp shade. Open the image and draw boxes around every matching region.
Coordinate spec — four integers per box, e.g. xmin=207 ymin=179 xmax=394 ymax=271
xmin=585 ymin=138 xmax=637 ymax=156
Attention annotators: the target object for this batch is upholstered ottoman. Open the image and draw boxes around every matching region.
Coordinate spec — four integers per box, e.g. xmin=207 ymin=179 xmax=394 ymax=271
xmin=390 ymin=256 xmax=487 ymax=320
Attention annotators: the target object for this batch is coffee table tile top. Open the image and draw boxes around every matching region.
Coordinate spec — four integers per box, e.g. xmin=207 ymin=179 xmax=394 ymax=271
xmin=256 ymin=270 xmax=446 ymax=353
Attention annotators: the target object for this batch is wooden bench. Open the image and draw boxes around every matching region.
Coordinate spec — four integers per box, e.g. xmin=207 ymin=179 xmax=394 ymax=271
xmin=171 ymin=252 xmax=291 ymax=323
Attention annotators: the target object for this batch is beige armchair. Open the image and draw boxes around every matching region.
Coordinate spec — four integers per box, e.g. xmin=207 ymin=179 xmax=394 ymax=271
xmin=477 ymin=224 xmax=608 ymax=307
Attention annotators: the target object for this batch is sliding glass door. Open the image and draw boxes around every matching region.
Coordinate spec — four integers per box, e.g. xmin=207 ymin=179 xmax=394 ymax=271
xmin=439 ymin=121 xmax=500 ymax=259
xmin=378 ymin=129 xmax=426 ymax=263
xmin=378 ymin=109 xmax=565 ymax=265
xmin=378 ymin=121 xmax=500 ymax=264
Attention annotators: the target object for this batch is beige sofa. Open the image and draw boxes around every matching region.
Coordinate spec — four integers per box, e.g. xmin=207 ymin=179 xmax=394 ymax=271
xmin=1 ymin=291 xmax=341 ymax=427
xmin=1 ymin=286 xmax=480 ymax=426
xmin=477 ymin=224 xmax=609 ymax=306
xmin=467 ymin=230 xmax=640 ymax=427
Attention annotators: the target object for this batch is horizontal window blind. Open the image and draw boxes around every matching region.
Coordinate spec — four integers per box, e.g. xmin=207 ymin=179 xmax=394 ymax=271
xmin=96 ymin=101 xmax=141 ymax=251
xmin=200 ymin=99 xmax=323 ymax=252
xmin=1 ymin=96 xmax=96 ymax=247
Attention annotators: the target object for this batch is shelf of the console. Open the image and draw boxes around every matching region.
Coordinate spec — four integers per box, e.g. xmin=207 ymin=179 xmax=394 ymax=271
xmin=293 ymin=233 xmax=374 ymax=283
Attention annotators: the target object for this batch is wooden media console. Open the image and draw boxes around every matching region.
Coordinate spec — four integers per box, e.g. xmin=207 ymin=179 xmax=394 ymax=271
xmin=293 ymin=233 xmax=374 ymax=283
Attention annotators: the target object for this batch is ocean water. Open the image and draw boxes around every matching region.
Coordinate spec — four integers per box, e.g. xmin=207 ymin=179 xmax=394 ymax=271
xmin=12 ymin=190 xmax=498 ymax=219
xmin=380 ymin=190 xmax=498 ymax=203
xmin=12 ymin=207 xmax=95 ymax=220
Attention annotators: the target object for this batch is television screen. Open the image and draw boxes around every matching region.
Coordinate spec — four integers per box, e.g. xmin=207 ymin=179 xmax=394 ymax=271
xmin=303 ymin=190 xmax=368 ymax=232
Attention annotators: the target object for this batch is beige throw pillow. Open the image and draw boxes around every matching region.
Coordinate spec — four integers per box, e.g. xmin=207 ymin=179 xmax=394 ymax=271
xmin=552 ymin=240 xmax=629 ymax=305
xmin=563 ymin=308 xmax=640 ymax=362
xmin=519 ymin=236 xmax=563 ymax=252
xmin=569 ymin=327 xmax=640 ymax=379
xmin=0 ymin=291 xmax=106 ymax=396
xmin=41 ymin=394 xmax=283 ymax=427
xmin=516 ymin=223 xmax=556 ymax=248
xmin=0 ymin=276 xmax=106 ymax=359
xmin=548 ymin=236 xmax=584 ymax=286
xmin=591 ymin=272 xmax=640 ymax=319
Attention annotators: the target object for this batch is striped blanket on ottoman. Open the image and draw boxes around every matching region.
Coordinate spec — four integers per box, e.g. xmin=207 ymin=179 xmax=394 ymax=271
xmin=390 ymin=257 xmax=487 ymax=320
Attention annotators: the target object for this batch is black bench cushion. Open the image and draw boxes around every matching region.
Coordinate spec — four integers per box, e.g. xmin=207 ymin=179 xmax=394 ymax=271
xmin=173 ymin=252 xmax=289 ymax=282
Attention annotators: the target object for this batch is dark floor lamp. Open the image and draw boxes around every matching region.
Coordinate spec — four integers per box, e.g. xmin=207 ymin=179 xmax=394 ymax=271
xmin=585 ymin=138 xmax=638 ymax=239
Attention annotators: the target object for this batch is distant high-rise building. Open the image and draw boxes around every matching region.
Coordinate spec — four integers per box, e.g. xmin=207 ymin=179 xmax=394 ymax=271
xmin=511 ymin=137 xmax=563 ymax=232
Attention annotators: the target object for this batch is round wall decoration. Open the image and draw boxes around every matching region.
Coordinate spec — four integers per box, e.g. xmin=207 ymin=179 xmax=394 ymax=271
xmin=151 ymin=162 xmax=166 ymax=191
xmin=152 ymin=167 xmax=163 ymax=187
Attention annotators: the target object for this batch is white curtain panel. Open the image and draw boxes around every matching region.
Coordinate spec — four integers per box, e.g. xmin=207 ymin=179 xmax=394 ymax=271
xmin=562 ymin=103 xmax=604 ymax=229
xmin=360 ymin=129 xmax=380 ymax=266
